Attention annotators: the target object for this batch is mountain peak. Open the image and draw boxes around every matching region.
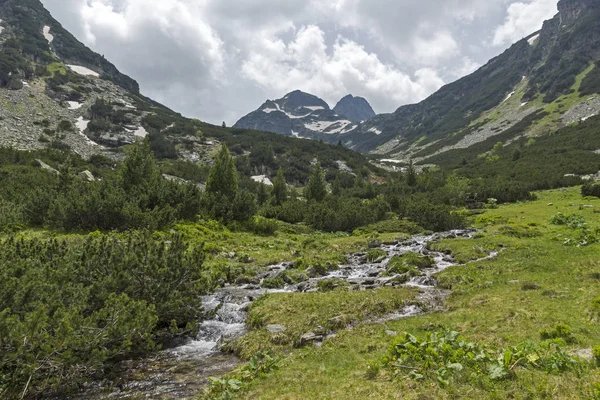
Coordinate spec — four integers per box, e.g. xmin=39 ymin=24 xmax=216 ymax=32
xmin=281 ymin=90 xmax=330 ymax=110
xmin=234 ymin=90 xmax=358 ymax=139
xmin=558 ymin=0 xmax=599 ymax=24
xmin=334 ymin=95 xmax=376 ymax=122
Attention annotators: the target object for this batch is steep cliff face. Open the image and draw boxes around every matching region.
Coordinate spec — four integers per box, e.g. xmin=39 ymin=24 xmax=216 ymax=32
xmin=344 ymin=0 xmax=600 ymax=162
xmin=558 ymin=0 xmax=600 ymax=24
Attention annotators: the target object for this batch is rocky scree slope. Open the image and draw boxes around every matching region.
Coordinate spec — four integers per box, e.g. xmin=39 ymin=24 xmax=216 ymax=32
xmin=234 ymin=90 xmax=373 ymax=141
xmin=345 ymin=0 xmax=600 ymax=163
xmin=0 ymin=0 xmax=218 ymax=160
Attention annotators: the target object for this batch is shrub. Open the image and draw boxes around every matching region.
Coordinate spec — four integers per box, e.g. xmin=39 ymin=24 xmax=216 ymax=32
xmin=57 ymin=119 xmax=73 ymax=132
xmin=386 ymin=252 xmax=434 ymax=276
xmin=367 ymin=249 xmax=387 ymax=263
xmin=593 ymin=345 xmax=600 ymax=366
xmin=539 ymin=324 xmax=578 ymax=344
xmin=261 ymin=278 xmax=286 ymax=289
xmin=549 ymin=213 xmax=586 ymax=229
xmin=202 ymin=351 xmax=279 ymax=399
xmin=382 ymin=329 xmax=583 ymax=389
xmin=365 ymin=218 xmax=422 ymax=234
xmin=0 ymin=231 xmax=207 ymax=398
xmin=249 ymin=216 xmax=278 ymax=236
xmin=582 ymin=183 xmax=600 ymax=198
xmin=386 ymin=253 xmax=433 ymax=276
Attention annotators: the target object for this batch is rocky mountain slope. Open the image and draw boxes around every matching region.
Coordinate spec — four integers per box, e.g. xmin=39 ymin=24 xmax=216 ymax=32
xmin=333 ymin=94 xmax=376 ymax=122
xmin=233 ymin=90 xmax=374 ymax=141
xmin=344 ymin=0 xmax=600 ymax=164
xmin=0 ymin=0 xmax=387 ymax=186
xmin=0 ymin=0 xmax=231 ymax=162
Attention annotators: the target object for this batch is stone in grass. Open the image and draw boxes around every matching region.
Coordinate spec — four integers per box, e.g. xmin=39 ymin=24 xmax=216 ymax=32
xmin=571 ymin=348 xmax=594 ymax=362
xmin=266 ymin=324 xmax=287 ymax=333
xmin=521 ymin=283 xmax=541 ymax=291
xmin=300 ymin=332 xmax=325 ymax=346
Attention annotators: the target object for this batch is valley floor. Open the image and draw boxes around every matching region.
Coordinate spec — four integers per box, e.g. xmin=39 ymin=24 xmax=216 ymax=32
xmin=207 ymin=187 xmax=600 ymax=399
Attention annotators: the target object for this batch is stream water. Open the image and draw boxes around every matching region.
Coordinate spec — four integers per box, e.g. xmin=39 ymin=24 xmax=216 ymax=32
xmin=73 ymin=229 xmax=490 ymax=399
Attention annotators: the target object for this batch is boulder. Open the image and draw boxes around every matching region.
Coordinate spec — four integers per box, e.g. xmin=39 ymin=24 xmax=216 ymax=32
xmin=78 ymin=170 xmax=95 ymax=182
xmin=300 ymin=331 xmax=325 ymax=346
xmin=35 ymin=159 xmax=59 ymax=175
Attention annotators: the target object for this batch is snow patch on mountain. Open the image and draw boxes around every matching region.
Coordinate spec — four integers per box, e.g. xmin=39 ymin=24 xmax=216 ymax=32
xmin=0 ymin=19 xmax=4 ymax=34
xmin=251 ymin=175 xmax=273 ymax=186
xmin=42 ymin=26 xmax=53 ymax=44
xmin=304 ymin=121 xmax=337 ymax=131
xmin=134 ymin=126 xmax=149 ymax=138
xmin=67 ymin=101 xmax=82 ymax=110
xmin=67 ymin=65 xmax=100 ymax=77
xmin=503 ymin=91 xmax=516 ymax=103
xmin=528 ymin=34 xmax=540 ymax=45
xmin=368 ymin=127 xmax=382 ymax=135
xmin=76 ymin=117 xmax=89 ymax=134
xmin=75 ymin=117 xmax=98 ymax=146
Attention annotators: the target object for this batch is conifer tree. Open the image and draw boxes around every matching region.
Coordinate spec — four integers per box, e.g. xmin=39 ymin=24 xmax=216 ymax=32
xmin=406 ymin=160 xmax=417 ymax=187
xmin=257 ymin=182 xmax=269 ymax=206
xmin=305 ymin=163 xmax=327 ymax=202
xmin=120 ymin=137 xmax=161 ymax=191
xmin=332 ymin=173 xmax=342 ymax=197
xmin=206 ymin=145 xmax=238 ymax=200
xmin=272 ymin=168 xmax=288 ymax=205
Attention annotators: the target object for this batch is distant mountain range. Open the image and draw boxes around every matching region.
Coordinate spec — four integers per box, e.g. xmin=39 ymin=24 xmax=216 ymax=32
xmin=1 ymin=0 xmax=600 ymax=171
xmin=236 ymin=0 xmax=600 ymax=166
xmin=233 ymin=90 xmax=376 ymax=141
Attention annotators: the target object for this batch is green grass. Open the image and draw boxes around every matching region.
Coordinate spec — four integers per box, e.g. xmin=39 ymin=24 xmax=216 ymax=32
xmin=46 ymin=62 xmax=67 ymax=77
xmin=174 ymin=220 xmax=410 ymax=280
xmin=530 ymin=63 xmax=596 ymax=133
xmin=226 ymin=187 xmax=600 ymax=399
xmin=228 ymin=287 xmax=418 ymax=359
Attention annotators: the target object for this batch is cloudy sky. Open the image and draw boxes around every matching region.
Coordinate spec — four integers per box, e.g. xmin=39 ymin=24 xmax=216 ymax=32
xmin=40 ymin=0 xmax=559 ymax=125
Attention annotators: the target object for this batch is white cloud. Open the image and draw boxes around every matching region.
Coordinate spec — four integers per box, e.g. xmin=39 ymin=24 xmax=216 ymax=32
xmin=241 ymin=26 xmax=445 ymax=113
xmin=453 ymin=57 xmax=481 ymax=79
xmin=492 ymin=0 xmax=558 ymax=47
xmin=39 ymin=0 xmax=559 ymax=124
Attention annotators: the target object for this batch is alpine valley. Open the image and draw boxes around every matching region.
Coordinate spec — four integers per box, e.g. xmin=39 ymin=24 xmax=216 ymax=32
xmin=1 ymin=1 xmax=600 ymax=400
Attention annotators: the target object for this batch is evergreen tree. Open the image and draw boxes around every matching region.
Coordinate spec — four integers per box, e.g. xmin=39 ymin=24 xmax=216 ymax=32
xmin=206 ymin=145 xmax=238 ymax=200
xmin=222 ymin=121 xmax=227 ymax=128
xmin=272 ymin=168 xmax=288 ymax=205
xmin=406 ymin=160 xmax=417 ymax=187
xmin=57 ymin=156 xmax=75 ymax=191
xmin=332 ymin=173 xmax=342 ymax=197
xmin=257 ymin=182 xmax=269 ymax=205
xmin=512 ymin=149 xmax=521 ymax=161
xmin=305 ymin=163 xmax=327 ymax=202
xmin=120 ymin=137 xmax=161 ymax=191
